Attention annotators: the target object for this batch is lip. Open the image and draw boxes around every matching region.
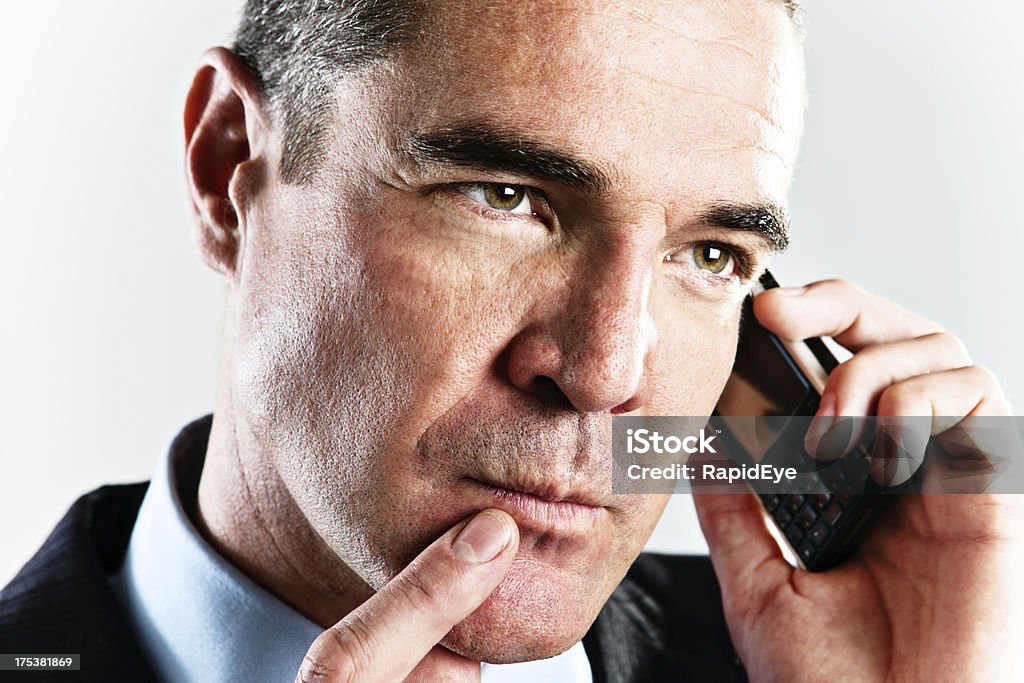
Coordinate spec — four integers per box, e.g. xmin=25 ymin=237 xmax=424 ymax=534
xmin=464 ymin=477 xmax=606 ymax=533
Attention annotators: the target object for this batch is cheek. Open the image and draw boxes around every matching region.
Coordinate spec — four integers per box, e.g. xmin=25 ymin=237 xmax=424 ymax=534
xmin=228 ymin=199 xmax=539 ymax=558
xmin=229 ymin=230 xmax=400 ymax=516
xmin=647 ymin=295 xmax=741 ymax=416
xmin=355 ymin=240 xmax=517 ymax=435
xmin=232 ymin=195 xmax=507 ymax=444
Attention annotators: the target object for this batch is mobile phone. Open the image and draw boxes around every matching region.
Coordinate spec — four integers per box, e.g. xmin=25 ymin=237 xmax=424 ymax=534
xmin=710 ymin=271 xmax=886 ymax=571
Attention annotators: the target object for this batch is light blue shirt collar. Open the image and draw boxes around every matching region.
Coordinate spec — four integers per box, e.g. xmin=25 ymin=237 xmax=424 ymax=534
xmin=110 ymin=419 xmax=592 ymax=682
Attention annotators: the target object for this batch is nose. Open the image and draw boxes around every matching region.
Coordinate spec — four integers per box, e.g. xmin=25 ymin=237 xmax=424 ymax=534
xmin=505 ymin=233 xmax=658 ymax=414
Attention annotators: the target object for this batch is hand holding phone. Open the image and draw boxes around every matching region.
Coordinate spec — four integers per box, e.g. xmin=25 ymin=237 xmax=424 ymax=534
xmin=694 ymin=276 xmax=1021 ymax=682
xmin=712 ymin=271 xmax=886 ymax=571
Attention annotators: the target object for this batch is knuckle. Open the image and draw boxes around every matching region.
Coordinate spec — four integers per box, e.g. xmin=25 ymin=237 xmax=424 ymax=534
xmin=828 ymin=355 xmax=862 ymax=386
xmin=967 ymin=364 xmax=1000 ymax=390
xmin=295 ymin=650 xmax=357 ymax=683
xmin=825 ymin=277 xmax=852 ymax=289
xmin=396 ymin=560 xmax=450 ymax=614
xmin=969 ymin=363 xmax=996 ymax=382
xmin=928 ymin=331 xmax=972 ymax=365
xmin=824 ymin=356 xmax=872 ymax=400
xmin=817 ymin=277 xmax=861 ymax=297
xmin=876 ymin=382 xmax=919 ymax=416
xmin=300 ymin=616 xmax=377 ymax=683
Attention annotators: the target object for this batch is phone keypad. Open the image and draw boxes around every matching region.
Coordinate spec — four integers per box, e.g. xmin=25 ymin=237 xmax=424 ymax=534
xmin=714 ymin=397 xmax=882 ymax=570
xmin=761 ymin=481 xmax=861 ymax=568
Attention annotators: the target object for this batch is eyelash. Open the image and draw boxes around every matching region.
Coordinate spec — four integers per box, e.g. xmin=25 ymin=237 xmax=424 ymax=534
xmin=667 ymin=242 xmax=756 ymax=281
xmin=449 ymin=183 xmax=551 ymax=226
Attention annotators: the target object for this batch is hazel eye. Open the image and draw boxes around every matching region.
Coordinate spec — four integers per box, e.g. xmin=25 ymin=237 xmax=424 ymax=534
xmin=665 ymin=242 xmax=742 ymax=279
xmin=693 ymin=244 xmax=735 ymax=275
xmin=459 ymin=183 xmax=533 ymax=215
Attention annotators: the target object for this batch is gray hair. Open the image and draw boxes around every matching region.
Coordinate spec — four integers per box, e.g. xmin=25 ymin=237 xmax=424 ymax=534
xmin=233 ymin=0 xmax=802 ymax=185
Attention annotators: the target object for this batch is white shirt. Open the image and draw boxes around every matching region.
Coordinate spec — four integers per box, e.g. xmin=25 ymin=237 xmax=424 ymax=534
xmin=109 ymin=420 xmax=593 ymax=682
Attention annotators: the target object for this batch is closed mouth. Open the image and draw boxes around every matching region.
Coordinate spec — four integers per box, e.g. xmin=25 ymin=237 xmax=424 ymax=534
xmin=464 ymin=477 xmax=605 ymax=531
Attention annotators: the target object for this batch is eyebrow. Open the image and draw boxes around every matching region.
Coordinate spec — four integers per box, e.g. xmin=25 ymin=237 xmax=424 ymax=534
xmin=406 ymin=123 xmax=613 ymax=194
xmin=696 ymin=203 xmax=790 ymax=252
xmin=406 ymin=123 xmax=790 ymax=251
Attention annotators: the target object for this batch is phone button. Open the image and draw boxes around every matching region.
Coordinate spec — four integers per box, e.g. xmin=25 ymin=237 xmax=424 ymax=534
xmin=823 ymin=502 xmax=843 ymax=527
xmin=819 ymin=463 xmax=846 ymax=491
xmin=785 ymin=520 xmax=806 ymax=547
xmin=809 ymin=493 xmax=831 ymax=510
xmin=797 ymin=505 xmax=818 ymax=530
xmin=797 ymin=538 xmax=818 ymax=565
xmin=809 ymin=521 xmax=829 ymax=546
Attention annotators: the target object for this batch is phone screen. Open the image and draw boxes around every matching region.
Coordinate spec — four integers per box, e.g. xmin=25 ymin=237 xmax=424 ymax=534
xmin=716 ymin=299 xmax=813 ymax=418
xmin=714 ymin=298 xmax=820 ymax=465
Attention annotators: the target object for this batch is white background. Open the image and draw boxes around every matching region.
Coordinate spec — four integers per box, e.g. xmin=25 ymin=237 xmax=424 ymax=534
xmin=2 ymin=1 xmax=1022 ymax=584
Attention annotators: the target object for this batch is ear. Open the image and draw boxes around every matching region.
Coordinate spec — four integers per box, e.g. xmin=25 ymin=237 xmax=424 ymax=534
xmin=184 ymin=47 xmax=269 ymax=277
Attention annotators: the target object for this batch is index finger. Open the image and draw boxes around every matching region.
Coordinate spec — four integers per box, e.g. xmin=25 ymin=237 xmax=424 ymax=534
xmin=297 ymin=509 xmax=519 ymax=682
xmin=753 ymin=279 xmax=943 ymax=352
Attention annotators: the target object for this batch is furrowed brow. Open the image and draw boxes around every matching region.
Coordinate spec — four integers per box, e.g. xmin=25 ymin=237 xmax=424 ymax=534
xmin=697 ymin=202 xmax=790 ymax=252
xmin=406 ymin=123 xmax=613 ymax=193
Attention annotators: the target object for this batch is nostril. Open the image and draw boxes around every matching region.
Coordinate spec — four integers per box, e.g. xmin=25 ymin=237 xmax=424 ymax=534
xmin=610 ymin=394 xmax=643 ymax=415
xmin=529 ymin=376 xmax=574 ymax=410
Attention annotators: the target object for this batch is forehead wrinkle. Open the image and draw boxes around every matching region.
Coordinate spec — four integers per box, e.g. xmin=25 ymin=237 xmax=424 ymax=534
xmin=667 ymin=139 xmax=795 ymax=170
xmin=566 ymin=3 xmax=806 ymax=121
xmin=617 ymin=64 xmax=796 ymax=142
xmin=619 ymin=4 xmax=761 ymax=62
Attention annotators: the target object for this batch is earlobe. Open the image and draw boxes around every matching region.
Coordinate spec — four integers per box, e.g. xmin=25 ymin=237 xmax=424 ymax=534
xmin=184 ymin=47 xmax=267 ymax=277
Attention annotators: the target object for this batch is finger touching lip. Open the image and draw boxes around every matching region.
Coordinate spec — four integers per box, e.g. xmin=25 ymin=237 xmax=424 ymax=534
xmin=463 ymin=478 xmax=605 ymax=533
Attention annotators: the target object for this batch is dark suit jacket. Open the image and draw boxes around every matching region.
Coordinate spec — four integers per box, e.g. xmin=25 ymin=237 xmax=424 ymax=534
xmin=0 ymin=484 xmax=747 ymax=682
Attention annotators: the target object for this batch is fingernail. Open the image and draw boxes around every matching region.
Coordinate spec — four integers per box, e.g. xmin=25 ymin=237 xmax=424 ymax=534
xmin=452 ymin=511 xmax=511 ymax=563
xmin=775 ymin=286 xmax=807 ymax=297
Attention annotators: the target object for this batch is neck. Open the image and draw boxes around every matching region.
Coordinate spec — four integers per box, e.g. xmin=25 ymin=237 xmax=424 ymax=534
xmin=194 ymin=410 xmax=374 ymax=628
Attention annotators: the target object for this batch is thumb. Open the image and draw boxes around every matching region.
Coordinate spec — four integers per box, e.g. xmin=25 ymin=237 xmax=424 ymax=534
xmin=297 ymin=509 xmax=519 ymax=683
xmin=692 ymin=492 xmax=791 ymax=621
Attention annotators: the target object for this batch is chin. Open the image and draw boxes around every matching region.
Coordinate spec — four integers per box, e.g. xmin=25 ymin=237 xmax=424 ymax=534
xmin=439 ymin=557 xmax=603 ymax=664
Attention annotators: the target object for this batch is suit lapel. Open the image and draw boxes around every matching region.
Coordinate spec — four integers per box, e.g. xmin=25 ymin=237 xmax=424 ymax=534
xmin=0 ymin=483 xmax=158 ymax=682
xmin=582 ymin=554 xmax=748 ymax=683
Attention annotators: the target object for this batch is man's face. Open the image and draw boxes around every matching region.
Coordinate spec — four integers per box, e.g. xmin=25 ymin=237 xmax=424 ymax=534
xmin=227 ymin=0 xmax=803 ymax=663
